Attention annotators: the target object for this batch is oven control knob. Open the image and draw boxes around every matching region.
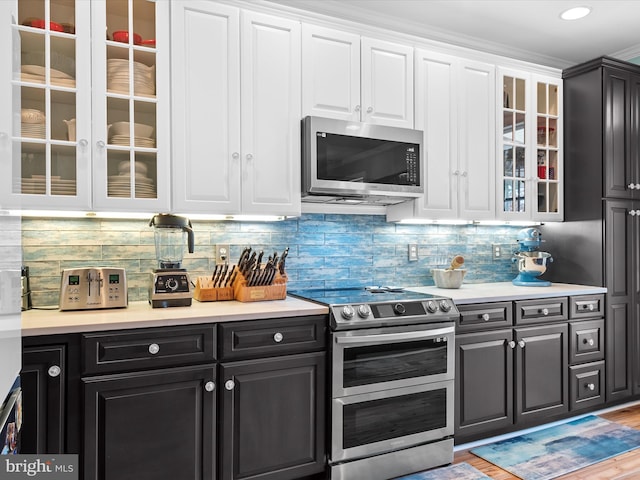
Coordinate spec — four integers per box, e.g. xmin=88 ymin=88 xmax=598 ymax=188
xmin=426 ymin=300 xmax=438 ymax=313
xmin=394 ymin=303 xmax=406 ymax=315
xmin=439 ymin=300 xmax=452 ymax=312
xmin=341 ymin=305 xmax=355 ymax=320
xmin=357 ymin=304 xmax=371 ymax=318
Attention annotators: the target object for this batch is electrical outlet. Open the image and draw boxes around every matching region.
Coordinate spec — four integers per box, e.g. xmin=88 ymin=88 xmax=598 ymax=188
xmin=215 ymin=244 xmax=230 ymax=265
xmin=492 ymin=244 xmax=502 ymax=260
xmin=408 ymin=244 xmax=418 ymax=262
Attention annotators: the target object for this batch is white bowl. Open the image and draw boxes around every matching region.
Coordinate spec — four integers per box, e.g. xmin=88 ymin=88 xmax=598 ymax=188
xmin=109 ymin=121 xmax=154 ymax=138
xmin=432 ymin=269 xmax=467 ymax=289
xmin=21 ymin=108 xmax=45 ymax=124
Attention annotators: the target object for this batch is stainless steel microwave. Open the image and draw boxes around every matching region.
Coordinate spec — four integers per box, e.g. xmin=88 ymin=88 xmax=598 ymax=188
xmin=302 ymin=116 xmax=424 ymax=205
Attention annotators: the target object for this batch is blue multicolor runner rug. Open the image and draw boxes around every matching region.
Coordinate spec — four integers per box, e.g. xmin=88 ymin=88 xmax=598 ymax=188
xmin=471 ymin=415 xmax=640 ymax=479
xmin=394 ymin=462 xmax=490 ymax=480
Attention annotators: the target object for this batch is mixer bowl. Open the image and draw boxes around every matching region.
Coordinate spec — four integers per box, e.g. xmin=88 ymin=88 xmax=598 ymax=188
xmin=515 ymin=251 xmax=552 ymax=276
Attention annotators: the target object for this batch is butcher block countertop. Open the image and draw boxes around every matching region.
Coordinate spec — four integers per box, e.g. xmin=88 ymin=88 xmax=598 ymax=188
xmin=407 ymin=282 xmax=607 ymax=304
xmin=22 ymin=282 xmax=606 ymax=336
xmin=21 ymin=297 xmax=329 ymax=336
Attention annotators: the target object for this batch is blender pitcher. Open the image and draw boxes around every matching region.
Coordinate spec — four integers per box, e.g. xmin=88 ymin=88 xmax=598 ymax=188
xmin=149 ymin=214 xmax=194 ymax=270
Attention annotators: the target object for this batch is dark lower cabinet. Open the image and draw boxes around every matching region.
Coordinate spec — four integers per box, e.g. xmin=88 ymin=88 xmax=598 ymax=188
xmin=515 ymin=324 xmax=569 ymax=423
xmin=83 ymin=365 xmax=217 ymax=480
xmin=455 ymin=329 xmax=513 ymax=439
xmin=20 ymin=344 xmax=66 ymax=454
xmin=219 ymin=352 xmax=326 ymax=480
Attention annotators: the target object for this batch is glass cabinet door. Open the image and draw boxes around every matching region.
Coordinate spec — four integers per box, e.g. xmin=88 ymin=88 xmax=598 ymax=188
xmin=4 ymin=0 xmax=91 ymax=209
xmin=92 ymin=0 xmax=169 ymax=211
xmin=501 ymin=74 xmax=528 ymax=215
xmin=535 ymin=79 xmax=560 ymax=216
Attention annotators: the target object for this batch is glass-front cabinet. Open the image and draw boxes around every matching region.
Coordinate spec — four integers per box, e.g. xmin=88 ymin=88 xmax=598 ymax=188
xmin=498 ymin=69 xmax=562 ymax=222
xmin=0 ymin=0 xmax=168 ymax=212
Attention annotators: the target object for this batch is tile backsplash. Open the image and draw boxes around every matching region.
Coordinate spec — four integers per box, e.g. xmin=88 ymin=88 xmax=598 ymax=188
xmin=22 ymin=214 xmax=526 ymax=306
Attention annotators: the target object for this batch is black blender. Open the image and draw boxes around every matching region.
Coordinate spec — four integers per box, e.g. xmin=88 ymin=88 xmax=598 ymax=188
xmin=512 ymin=227 xmax=553 ymax=287
xmin=148 ymin=214 xmax=195 ymax=307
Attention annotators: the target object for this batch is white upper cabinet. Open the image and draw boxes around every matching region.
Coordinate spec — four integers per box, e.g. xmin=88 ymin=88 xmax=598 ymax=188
xmin=387 ymin=50 xmax=495 ymax=221
xmin=171 ymin=3 xmax=301 ymax=216
xmin=302 ymin=24 xmax=414 ymax=128
xmin=497 ymin=68 xmax=562 ymax=222
xmin=0 ymin=0 xmax=170 ymax=213
xmin=1 ymin=0 xmax=92 ymax=210
xmin=91 ymin=0 xmax=170 ymax=213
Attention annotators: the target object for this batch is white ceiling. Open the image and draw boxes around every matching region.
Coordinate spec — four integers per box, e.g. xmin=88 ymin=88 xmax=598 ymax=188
xmin=264 ymin=0 xmax=640 ymax=69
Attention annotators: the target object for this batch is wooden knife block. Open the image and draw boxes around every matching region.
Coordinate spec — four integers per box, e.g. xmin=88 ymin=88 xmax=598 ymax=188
xmin=193 ymin=276 xmax=234 ymax=302
xmin=233 ymin=271 xmax=287 ymax=302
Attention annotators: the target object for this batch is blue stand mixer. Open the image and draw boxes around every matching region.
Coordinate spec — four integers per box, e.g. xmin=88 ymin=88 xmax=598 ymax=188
xmin=512 ymin=227 xmax=553 ymax=287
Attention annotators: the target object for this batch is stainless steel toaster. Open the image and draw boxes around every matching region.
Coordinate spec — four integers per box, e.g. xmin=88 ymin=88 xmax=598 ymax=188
xmin=59 ymin=267 xmax=127 ymax=311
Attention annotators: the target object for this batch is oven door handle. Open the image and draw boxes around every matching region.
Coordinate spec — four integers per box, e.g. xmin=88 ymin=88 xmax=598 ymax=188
xmin=334 ymin=326 xmax=454 ymax=345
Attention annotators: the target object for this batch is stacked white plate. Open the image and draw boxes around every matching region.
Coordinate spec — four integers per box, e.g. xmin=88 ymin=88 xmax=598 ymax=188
xmin=19 ymin=175 xmax=77 ymax=196
xmin=21 ymin=65 xmax=76 ymax=87
xmin=21 ymin=108 xmax=46 ymax=139
xmin=107 ymin=173 xmax=156 ymax=198
xmin=109 ymin=135 xmax=155 ymax=148
xmin=107 ymin=59 xmax=155 ymax=96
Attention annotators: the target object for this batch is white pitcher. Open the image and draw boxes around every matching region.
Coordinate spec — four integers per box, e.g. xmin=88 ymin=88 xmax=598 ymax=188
xmin=63 ymin=118 xmax=76 ymax=142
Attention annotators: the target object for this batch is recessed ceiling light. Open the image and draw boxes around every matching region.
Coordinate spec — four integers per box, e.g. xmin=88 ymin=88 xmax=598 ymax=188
xmin=560 ymin=6 xmax=592 ymax=20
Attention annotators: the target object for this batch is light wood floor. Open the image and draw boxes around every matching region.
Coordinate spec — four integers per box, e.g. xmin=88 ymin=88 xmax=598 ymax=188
xmin=453 ymin=402 xmax=640 ymax=479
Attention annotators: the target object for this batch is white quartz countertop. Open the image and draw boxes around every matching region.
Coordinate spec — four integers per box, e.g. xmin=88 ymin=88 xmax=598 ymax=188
xmin=22 ymin=282 xmax=606 ymax=337
xmin=406 ymin=282 xmax=606 ymax=304
xmin=22 ymin=297 xmax=329 ymax=336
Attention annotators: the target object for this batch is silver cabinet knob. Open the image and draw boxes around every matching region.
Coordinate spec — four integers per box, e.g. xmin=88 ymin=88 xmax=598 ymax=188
xmin=273 ymin=332 xmax=283 ymax=343
xmin=355 ymin=105 xmax=361 ymax=112
xmin=631 ymin=210 xmax=639 ymax=216
xmin=508 ymin=341 xmax=516 ymax=349
xmin=586 ymin=383 xmax=595 ymax=391
xmin=588 ymin=304 xmax=595 ymax=311
xmin=541 ymin=308 xmax=549 ymax=316
xmin=225 ymin=380 xmax=235 ymax=391
xmin=232 ymin=152 xmax=240 ymax=160
xmin=148 ymin=343 xmax=160 ymax=355
xmin=245 ymin=153 xmax=253 ymax=160
xmin=629 ymin=183 xmax=637 ymax=190
xmin=96 ymin=140 xmax=105 ymax=148
xmin=79 ymin=139 xmax=88 ymax=147
xmin=205 ymin=381 xmax=215 ymax=392
xmin=453 ymin=170 xmax=460 ymax=176
xmin=366 ymin=106 xmax=373 ymax=113
xmin=482 ymin=313 xmax=490 ymax=321
xmin=518 ymin=340 xmax=526 ymax=348
xmin=583 ymin=338 xmax=595 ymax=346
xmin=460 ymin=171 xmax=468 ymax=177
xmin=48 ymin=365 xmax=61 ymax=377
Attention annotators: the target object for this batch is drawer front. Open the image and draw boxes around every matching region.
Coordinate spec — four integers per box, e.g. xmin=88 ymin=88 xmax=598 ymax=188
xmin=83 ymin=325 xmax=216 ymax=374
xmin=569 ymin=295 xmax=605 ymax=319
xmin=456 ymin=302 xmax=513 ymax=332
xmin=514 ymin=297 xmax=568 ymax=325
xmin=219 ymin=315 xmax=327 ymax=361
xmin=569 ymin=361 xmax=605 ymax=410
xmin=569 ymin=319 xmax=604 ymax=364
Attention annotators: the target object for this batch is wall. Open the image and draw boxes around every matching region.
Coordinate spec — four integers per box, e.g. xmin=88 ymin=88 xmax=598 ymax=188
xmin=22 ymin=214 xmax=526 ymax=307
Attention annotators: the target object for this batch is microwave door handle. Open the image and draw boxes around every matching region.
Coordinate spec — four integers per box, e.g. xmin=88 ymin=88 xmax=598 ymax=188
xmin=334 ymin=326 xmax=454 ymax=345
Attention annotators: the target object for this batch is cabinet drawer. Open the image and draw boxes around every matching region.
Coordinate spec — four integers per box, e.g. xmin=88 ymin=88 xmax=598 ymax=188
xmin=569 ymin=361 xmax=605 ymax=411
xmin=456 ymin=302 xmax=513 ymax=332
xmin=569 ymin=319 xmax=604 ymax=364
xmin=219 ymin=315 xmax=327 ymax=361
xmin=83 ymin=325 xmax=216 ymax=374
xmin=514 ymin=297 xmax=568 ymax=325
xmin=569 ymin=295 xmax=605 ymax=319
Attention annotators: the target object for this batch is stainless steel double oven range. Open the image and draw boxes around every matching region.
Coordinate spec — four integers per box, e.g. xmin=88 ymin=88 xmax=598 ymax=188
xmin=289 ymin=287 xmax=459 ymax=480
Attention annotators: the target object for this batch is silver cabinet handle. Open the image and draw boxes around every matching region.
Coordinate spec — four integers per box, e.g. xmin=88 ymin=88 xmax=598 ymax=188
xmin=583 ymin=338 xmax=595 ymax=346
xmin=587 ymin=383 xmax=595 ymax=391
xmin=148 ymin=343 xmax=160 ymax=355
xmin=588 ymin=304 xmax=595 ymax=311
xmin=48 ymin=365 xmax=61 ymax=377
xmin=518 ymin=340 xmax=526 ymax=348
xmin=508 ymin=341 xmax=516 ymax=349
xmin=481 ymin=313 xmax=490 ymax=321
xmin=541 ymin=308 xmax=549 ymax=316
xmin=630 ymin=210 xmax=639 ymax=216
xmin=205 ymin=381 xmax=215 ymax=392
xmin=273 ymin=332 xmax=283 ymax=343
xmin=225 ymin=380 xmax=235 ymax=391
